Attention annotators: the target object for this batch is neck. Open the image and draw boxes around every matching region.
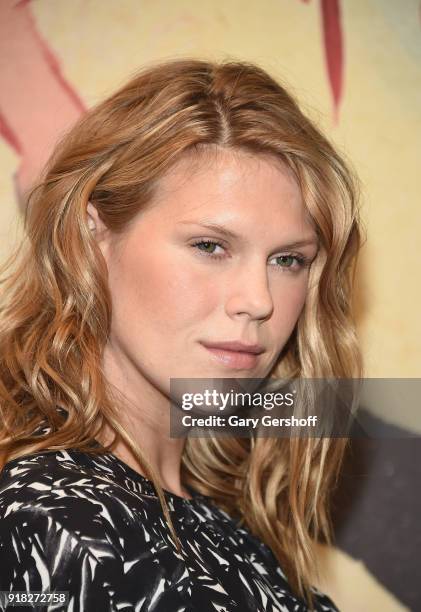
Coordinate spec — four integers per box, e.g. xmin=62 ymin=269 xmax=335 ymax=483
xmin=98 ymin=342 xmax=190 ymax=499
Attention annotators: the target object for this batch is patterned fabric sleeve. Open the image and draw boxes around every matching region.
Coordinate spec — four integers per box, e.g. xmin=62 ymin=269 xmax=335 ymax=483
xmin=0 ymin=506 xmax=121 ymax=611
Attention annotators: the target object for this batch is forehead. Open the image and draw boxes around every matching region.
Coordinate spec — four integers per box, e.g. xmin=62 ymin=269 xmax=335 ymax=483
xmin=147 ymin=147 xmax=311 ymax=230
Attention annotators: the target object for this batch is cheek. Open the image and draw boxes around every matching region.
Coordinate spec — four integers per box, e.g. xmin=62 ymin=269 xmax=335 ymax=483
xmin=144 ymin=270 xmax=215 ymax=326
xmin=271 ymin=279 xmax=308 ymax=336
xmin=109 ymin=246 xmax=218 ymax=335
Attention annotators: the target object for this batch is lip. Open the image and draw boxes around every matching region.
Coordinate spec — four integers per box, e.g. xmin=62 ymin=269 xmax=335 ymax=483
xmin=200 ymin=340 xmax=265 ymax=354
xmin=200 ymin=340 xmax=265 ymax=370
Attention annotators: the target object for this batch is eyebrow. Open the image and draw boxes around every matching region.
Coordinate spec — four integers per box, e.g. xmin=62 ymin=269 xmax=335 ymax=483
xmin=177 ymin=221 xmax=319 ymax=250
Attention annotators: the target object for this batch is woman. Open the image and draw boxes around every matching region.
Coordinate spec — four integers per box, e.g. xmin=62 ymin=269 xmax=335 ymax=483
xmin=0 ymin=58 xmax=362 ymax=611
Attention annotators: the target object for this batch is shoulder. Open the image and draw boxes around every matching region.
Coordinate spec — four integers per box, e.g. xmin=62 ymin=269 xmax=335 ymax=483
xmin=0 ymin=450 xmax=155 ymax=598
xmin=0 ymin=449 xmax=159 ymax=544
xmin=0 ymin=450 xmax=109 ymax=541
xmin=0 ymin=447 xmax=148 ymax=498
xmin=0 ymin=450 xmax=188 ymax=607
xmin=0 ymin=450 xmax=77 ymax=513
xmin=1 ymin=448 xmax=82 ymax=488
xmin=0 ymin=452 xmax=141 ymax=607
xmin=0 ymin=449 xmax=107 ymax=514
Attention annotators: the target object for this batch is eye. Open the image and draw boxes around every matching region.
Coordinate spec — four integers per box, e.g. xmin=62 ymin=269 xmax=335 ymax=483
xmin=191 ymin=239 xmax=226 ymax=259
xmin=269 ymin=253 xmax=311 ymax=272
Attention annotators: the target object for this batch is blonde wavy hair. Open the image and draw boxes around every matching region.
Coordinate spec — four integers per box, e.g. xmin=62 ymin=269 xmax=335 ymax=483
xmin=0 ymin=58 xmax=363 ymax=607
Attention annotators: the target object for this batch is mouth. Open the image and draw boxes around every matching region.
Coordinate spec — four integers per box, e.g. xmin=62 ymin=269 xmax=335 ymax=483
xmin=199 ymin=340 xmax=265 ymax=370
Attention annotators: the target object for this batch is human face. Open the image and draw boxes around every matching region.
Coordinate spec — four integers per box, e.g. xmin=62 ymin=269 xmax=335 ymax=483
xmin=98 ymin=148 xmax=319 ymax=401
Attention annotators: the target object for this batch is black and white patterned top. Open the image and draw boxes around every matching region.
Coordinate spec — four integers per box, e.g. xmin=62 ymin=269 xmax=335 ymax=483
xmin=0 ymin=449 xmax=338 ymax=611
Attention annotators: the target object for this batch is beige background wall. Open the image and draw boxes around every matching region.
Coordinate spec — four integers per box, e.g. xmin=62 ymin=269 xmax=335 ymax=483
xmin=1 ymin=1 xmax=420 ymax=610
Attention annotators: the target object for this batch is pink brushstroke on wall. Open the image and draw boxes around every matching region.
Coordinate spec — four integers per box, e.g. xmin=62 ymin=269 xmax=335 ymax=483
xmin=320 ymin=0 xmax=344 ymax=123
xmin=0 ymin=0 xmax=85 ymax=204
xmin=298 ymin=0 xmax=344 ymax=122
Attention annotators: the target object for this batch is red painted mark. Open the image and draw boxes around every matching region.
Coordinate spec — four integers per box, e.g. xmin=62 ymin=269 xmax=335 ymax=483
xmin=25 ymin=6 xmax=85 ymax=113
xmin=320 ymin=0 xmax=344 ymax=123
xmin=0 ymin=0 xmax=86 ymax=201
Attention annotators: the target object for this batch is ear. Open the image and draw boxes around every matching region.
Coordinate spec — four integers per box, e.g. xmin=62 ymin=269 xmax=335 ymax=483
xmin=86 ymin=200 xmax=112 ymax=267
xmin=87 ymin=201 xmax=108 ymax=239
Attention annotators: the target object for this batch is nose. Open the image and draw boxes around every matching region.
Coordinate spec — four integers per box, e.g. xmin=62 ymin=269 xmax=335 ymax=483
xmin=225 ymin=258 xmax=274 ymax=322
